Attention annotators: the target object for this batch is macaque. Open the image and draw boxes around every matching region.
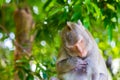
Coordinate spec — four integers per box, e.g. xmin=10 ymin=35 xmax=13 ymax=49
xmin=56 ymin=20 xmax=108 ymax=80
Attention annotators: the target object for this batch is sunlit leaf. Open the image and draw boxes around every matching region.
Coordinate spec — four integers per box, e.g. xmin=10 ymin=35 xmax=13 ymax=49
xmin=91 ymin=2 xmax=101 ymax=19
xmin=84 ymin=0 xmax=90 ymax=4
xmin=112 ymin=47 xmax=119 ymax=56
xmin=83 ymin=18 xmax=90 ymax=29
xmin=111 ymin=17 xmax=117 ymax=22
xmin=107 ymin=3 xmax=116 ymax=12
xmin=0 ymin=0 xmax=3 ymax=6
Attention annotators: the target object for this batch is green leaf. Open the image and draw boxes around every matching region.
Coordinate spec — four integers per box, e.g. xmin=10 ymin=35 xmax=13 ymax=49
xmin=91 ymin=2 xmax=101 ymax=19
xmin=43 ymin=72 xmax=47 ymax=79
xmin=24 ymin=63 xmax=31 ymax=71
xmin=85 ymin=0 xmax=90 ymax=4
xmin=83 ymin=18 xmax=90 ymax=29
xmin=107 ymin=3 xmax=116 ymax=12
xmin=0 ymin=0 xmax=3 ymax=6
xmin=48 ymin=7 xmax=63 ymax=17
xmin=104 ymin=18 xmax=109 ymax=28
xmin=26 ymin=74 xmax=34 ymax=80
xmin=71 ymin=12 xmax=81 ymax=21
xmin=57 ymin=0 xmax=65 ymax=4
xmin=43 ymin=0 xmax=52 ymax=9
xmin=18 ymin=70 xmax=24 ymax=80
xmin=107 ymin=25 xmax=113 ymax=41
xmin=111 ymin=17 xmax=117 ymax=22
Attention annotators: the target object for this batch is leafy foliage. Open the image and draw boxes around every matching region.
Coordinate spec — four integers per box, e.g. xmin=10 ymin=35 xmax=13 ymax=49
xmin=0 ymin=0 xmax=120 ymax=80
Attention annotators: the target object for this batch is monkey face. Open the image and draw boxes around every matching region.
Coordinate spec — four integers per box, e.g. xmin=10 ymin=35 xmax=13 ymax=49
xmin=67 ymin=37 xmax=88 ymax=58
xmin=61 ymin=21 xmax=90 ymax=58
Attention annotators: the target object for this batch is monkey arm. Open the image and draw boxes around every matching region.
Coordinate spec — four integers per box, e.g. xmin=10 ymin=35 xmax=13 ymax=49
xmin=56 ymin=48 xmax=76 ymax=73
xmin=56 ymin=56 xmax=87 ymax=74
xmin=98 ymin=73 xmax=108 ymax=80
xmin=56 ymin=57 xmax=77 ymax=73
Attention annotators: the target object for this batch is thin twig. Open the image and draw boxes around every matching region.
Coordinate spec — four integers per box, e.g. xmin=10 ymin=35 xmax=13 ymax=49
xmin=0 ymin=24 xmax=30 ymax=55
xmin=0 ymin=24 xmax=9 ymax=36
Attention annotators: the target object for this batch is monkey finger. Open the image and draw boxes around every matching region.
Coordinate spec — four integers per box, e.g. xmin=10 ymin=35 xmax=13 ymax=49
xmin=82 ymin=61 xmax=88 ymax=65
xmin=74 ymin=67 xmax=80 ymax=71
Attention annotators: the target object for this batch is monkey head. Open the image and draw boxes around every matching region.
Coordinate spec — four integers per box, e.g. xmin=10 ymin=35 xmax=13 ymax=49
xmin=61 ymin=20 xmax=92 ymax=58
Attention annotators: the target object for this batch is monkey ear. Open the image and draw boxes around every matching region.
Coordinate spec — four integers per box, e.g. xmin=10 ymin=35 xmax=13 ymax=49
xmin=77 ymin=19 xmax=85 ymax=30
xmin=77 ymin=19 xmax=82 ymax=25
xmin=67 ymin=22 xmax=72 ymax=31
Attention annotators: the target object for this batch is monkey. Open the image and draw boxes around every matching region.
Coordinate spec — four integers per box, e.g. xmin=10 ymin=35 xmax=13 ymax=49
xmin=56 ymin=20 xmax=108 ymax=80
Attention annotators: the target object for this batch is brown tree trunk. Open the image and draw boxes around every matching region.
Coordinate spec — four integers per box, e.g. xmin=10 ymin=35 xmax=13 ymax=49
xmin=14 ymin=7 xmax=34 ymax=80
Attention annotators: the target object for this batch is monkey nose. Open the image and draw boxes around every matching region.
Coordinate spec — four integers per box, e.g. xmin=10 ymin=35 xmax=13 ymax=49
xmin=76 ymin=44 xmax=82 ymax=53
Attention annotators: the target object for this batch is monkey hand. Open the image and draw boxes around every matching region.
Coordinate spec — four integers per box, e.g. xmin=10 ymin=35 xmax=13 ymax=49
xmin=74 ymin=59 xmax=88 ymax=72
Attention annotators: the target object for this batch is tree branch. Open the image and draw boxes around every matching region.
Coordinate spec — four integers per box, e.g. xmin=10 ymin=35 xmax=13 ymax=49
xmin=0 ymin=24 xmax=30 ymax=56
